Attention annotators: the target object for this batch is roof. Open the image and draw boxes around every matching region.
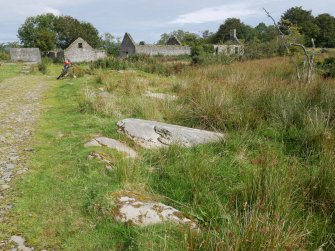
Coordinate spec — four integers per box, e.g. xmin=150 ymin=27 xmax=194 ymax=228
xmin=122 ymin=33 xmax=137 ymax=46
xmin=165 ymin=35 xmax=182 ymax=45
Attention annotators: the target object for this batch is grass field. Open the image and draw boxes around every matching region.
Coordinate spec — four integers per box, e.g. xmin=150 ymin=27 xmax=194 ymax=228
xmin=0 ymin=63 xmax=22 ymax=82
xmin=2 ymin=55 xmax=335 ymax=250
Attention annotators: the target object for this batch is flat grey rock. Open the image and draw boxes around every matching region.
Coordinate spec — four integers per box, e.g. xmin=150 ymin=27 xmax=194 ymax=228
xmin=117 ymin=118 xmax=225 ymax=149
xmin=115 ymin=195 xmax=196 ymax=228
xmin=84 ymin=137 xmax=137 ymax=158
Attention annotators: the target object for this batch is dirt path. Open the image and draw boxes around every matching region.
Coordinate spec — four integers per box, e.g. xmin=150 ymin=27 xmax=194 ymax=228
xmin=0 ymin=75 xmax=50 ymax=249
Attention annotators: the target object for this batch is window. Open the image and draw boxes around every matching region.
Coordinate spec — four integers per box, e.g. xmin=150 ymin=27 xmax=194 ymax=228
xmin=78 ymin=43 xmax=83 ymax=48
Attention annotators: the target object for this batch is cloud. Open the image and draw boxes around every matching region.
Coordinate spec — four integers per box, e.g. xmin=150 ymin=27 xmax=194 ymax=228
xmin=170 ymin=3 xmax=260 ymax=24
xmin=43 ymin=7 xmax=61 ymax=16
xmin=0 ymin=0 xmax=93 ymax=20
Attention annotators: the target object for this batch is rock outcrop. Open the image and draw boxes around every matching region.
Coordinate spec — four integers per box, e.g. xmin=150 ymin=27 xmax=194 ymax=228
xmin=84 ymin=137 xmax=137 ymax=158
xmin=114 ymin=194 xmax=196 ymax=228
xmin=117 ymin=119 xmax=224 ymax=149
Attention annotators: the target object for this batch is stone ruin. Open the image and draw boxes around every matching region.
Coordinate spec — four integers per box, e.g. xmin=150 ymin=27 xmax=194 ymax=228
xmin=120 ymin=30 xmax=244 ymax=57
xmin=64 ymin=37 xmax=107 ymax=63
xmin=213 ymin=29 xmax=244 ymax=56
xmin=10 ymin=48 xmax=41 ymax=63
xmin=120 ymin=33 xmax=191 ymax=57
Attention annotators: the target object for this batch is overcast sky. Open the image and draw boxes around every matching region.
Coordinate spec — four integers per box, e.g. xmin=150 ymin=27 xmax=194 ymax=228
xmin=0 ymin=0 xmax=334 ymax=43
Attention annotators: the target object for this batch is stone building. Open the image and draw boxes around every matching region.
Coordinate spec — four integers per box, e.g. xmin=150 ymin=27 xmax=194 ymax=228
xmin=213 ymin=44 xmax=244 ymax=56
xmin=214 ymin=29 xmax=244 ymax=56
xmin=10 ymin=48 xmax=41 ymax=63
xmin=64 ymin=37 xmax=107 ymax=63
xmin=120 ymin=30 xmax=244 ymax=58
xmin=46 ymin=50 xmax=64 ymax=61
xmin=120 ymin=33 xmax=191 ymax=57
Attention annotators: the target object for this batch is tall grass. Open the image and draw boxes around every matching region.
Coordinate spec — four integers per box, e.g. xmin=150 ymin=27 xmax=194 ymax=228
xmin=20 ymin=56 xmax=334 ymax=250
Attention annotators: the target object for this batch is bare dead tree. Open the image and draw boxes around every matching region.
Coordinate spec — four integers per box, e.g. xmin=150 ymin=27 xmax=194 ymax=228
xmin=263 ymin=8 xmax=316 ymax=84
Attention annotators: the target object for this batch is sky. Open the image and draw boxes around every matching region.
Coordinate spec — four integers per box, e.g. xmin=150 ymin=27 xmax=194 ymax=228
xmin=0 ymin=0 xmax=334 ymax=43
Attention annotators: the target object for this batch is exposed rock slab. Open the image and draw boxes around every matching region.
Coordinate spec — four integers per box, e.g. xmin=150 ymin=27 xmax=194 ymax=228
xmin=144 ymin=91 xmax=178 ymax=101
xmin=115 ymin=195 xmax=196 ymax=228
xmin=117 ymin=118 xmax=224 ymax=149
xmin=84 ymin=137 xmax=137 ymax=158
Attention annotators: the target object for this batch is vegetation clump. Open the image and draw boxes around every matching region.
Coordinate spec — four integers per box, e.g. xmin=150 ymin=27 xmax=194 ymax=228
xmin=317 ymin=57 xmax=335 ymax=78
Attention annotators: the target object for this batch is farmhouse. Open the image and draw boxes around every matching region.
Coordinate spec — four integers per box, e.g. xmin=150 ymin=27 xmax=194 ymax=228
xmin=120 ymin=33 xmax=191 ymax=57
xmin=64 ymin=37 xmax=107 ymax=63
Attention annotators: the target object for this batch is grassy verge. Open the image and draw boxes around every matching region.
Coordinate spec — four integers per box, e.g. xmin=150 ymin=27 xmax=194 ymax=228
xmin=6 ymin=57 xmax=335 ymax=250
xmin=0 ymin=63 xmax=22 ymax=82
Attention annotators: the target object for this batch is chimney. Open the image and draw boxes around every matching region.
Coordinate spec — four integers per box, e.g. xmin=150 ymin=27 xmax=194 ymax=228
xmin=230 ymin=29 xmax=237 ymax=41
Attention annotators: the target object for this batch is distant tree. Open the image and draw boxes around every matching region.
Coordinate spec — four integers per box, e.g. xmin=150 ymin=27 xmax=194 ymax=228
xmin=157 ymin=30 xmax=202 ymax=46
xmin=18 ymin=14 xmax=101 ymax=51
xmin=0 ymin=42 xmax=20 ymax=51
xmin=255 ymin=23 xmax=267 ymax=38
xmin=18 ymin=13 xmax=57 ymax=51
xmin=55 ymin=16 xmax=101 ymax=49
xmin=213 ymin=18 xmax=256 ymax=43
xmin=315 ymin=14 xmax=335 ymax=48
xmin=281 ymin=6 xmax=320 ymax=46
xmin=102 ymin=33 xmax=121 ymax=56
xmin=201 ymin=30 xmax=214 ymax=39
xmin=35 ymin=29 xmax=56 ymax=51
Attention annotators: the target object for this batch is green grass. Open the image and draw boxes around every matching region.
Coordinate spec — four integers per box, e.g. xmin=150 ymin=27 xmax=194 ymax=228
xmin=5 ymin=57 xmax=335 ymax=250
xmin=0 ymin=63 xmax=22 ymax=82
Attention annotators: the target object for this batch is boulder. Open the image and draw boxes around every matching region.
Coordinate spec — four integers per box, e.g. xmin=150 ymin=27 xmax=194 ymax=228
xmin=114 ymin=194 xmax=196 ymax=228
xmin=117 ymin=119 xmax=224 ymax=149
xmin=84 ymin=137 xmax=137 ymax=158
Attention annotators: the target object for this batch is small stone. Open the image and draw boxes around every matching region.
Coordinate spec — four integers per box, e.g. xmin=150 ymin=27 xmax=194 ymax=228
xmin=0 ymin=184 xmax=10 ymax=191
xmin=6 ymin=164 xmax=15 ymax=170
xmin=106 ymin=165 xmax=113 ymax=171
xmin=16 ymin=169 xmax=28 ymax=175
xmin=9 ymin=156 xmax=19 ymax=162
xmin=24 ymin=148 xmax=34 ymax=152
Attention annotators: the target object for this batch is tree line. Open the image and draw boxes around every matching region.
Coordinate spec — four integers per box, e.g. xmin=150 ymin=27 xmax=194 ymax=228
xmin=10 ymin=6 xmax=335 ymax=54
xmin=158 ymin=6 xmax=335 ymax=48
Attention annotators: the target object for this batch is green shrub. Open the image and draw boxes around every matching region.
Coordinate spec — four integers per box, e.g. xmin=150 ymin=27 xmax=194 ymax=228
xmin=317 ymin=57 xmax=335 ymax=78
xmin=90 ymin=57 xmax=127 ymax=70
xmin=67 ymin=66 xmax=87 ymax=78
xmin=191 ymin=45 xmax=205 ymax=64
xmin=38 ymin=57 xmax=52 ymax=74
xmin=0 ymin=51 xmax=10 ymax=61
